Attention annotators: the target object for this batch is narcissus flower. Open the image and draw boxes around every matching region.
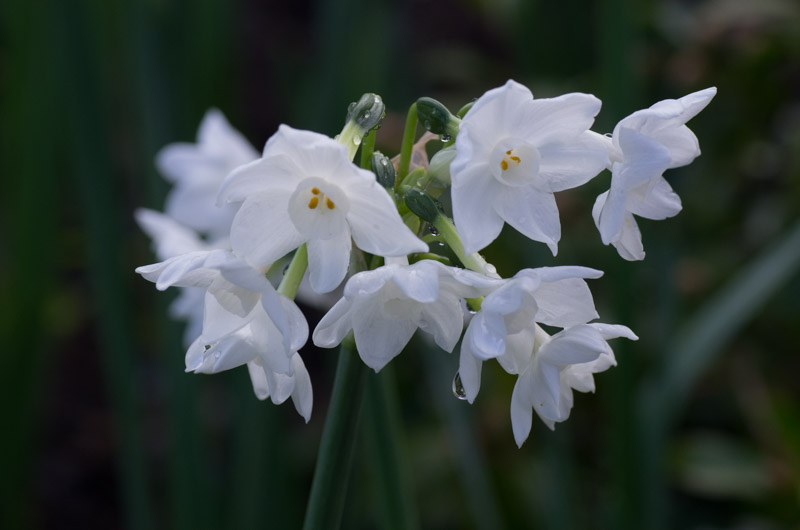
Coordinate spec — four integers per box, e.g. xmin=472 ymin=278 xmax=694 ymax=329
xmin=313 ymin=259 xmax=501 ymax=371
xmin=450 ymin=80 xmax=609 ymax=255
xmin=458 ymin=266 xmax=604 ymax=403
xmin=218 ymin=125 xmax=427 ymax=294
xmin=157 ymin=109 xmax=258 ymax=241
xmin=593 ymin=87 xmax=717 ymax=260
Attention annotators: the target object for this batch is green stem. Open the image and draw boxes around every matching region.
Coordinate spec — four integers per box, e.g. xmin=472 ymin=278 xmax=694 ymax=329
xmin=433 ymin=215 xmax=496 ymax=276
xmin=359 ymin=128 xmax=376 ymax=169
xmin=396 ymin=102 xmax=418 ymax=186
xmin=277 ymin=244 xmax=308 ymax=299
xmin=302 ymin=335 xmax=369 ymax=530
xmin=364 ymin=368 xmax=420 ymax=530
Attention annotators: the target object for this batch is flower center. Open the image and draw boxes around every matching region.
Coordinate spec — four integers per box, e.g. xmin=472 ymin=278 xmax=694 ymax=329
xmin=490 ymin=139 xmax=541 ymax=187
xmin=288 ymin=177 xmax=349 ymax=239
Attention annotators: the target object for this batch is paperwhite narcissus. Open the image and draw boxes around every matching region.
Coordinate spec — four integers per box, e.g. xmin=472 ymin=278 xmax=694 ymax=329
xmin=593 ymin=87 xmax=717 ymax=260
xmin=157 ymin=109 xmax=259 ymax=241
xmin=457 ymin=266 xmax=606 ymax=403
xmin=313 ymin=259 xmax=501 ymax=371
xmin=135 ymin=250 xmax=312 ymax=419
xmin=508 ymin=323 xmax=637 ymax=446
xmin=450 ymin=80 xmax=609 ymax=255
xmin=218 ymin=125 xmax=427 ymax=294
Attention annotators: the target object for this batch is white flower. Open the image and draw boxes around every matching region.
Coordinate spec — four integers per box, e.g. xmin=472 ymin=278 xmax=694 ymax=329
xmin=450 ymin=80 xmax=609 ymax=255
xmin=458 ymin=266 xmax=604 ymax=403
xmin=157 ymin=109 xmax=258 ymax=241
xmin=135 ymin=249 xmax=312 ymax=419
xmin=187 ymin=290 xmax=312 ymax=421
xmin=135 ymin=209 xmax=220 ymax=344
xmin=218 ymin=125 xmax=427 ymax=294
xmin=313 ymin=259 xmax=501 ymax=371
xmin=508 ymin=323 xmax=637 ymax=446
xmin=593 ymin=87 xmax=717 ymax=260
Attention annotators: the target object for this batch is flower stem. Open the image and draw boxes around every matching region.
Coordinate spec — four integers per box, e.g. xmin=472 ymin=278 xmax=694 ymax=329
xmin=302 ymin=334 xmax=369 ymax=530
xmin=433 ymin=215 xmax=498 ymax=277
xmin=359 ymin=128 xmax=376 ymax=169
xmin=396 ymin=103 xmax=418 ymax=186
xmin=277 ymin=244 xmax=308 ymax=300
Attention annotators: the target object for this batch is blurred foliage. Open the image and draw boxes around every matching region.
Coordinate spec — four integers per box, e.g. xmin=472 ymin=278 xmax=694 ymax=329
xmin=1 ymin=0 xmax=799 ymax=528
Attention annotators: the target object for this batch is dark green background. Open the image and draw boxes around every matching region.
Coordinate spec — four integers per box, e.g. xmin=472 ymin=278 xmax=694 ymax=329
xmin=2 ymin=0 xmax=800 ymax=528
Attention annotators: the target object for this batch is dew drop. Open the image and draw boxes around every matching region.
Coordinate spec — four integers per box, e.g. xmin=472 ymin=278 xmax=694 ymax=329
xmin=214 ymin=351 xmax=221 ymax=359
xmin=452 ymin=372 xmax=468 ymax=400
xmin=203 ymin=344 xmax=212 ymax=352
xmin=353 ymin=135 xmax=361 ymax=145
xmin=440 ymin=134 xmax=452 ymax=142
xmin=423 ymin=119 xmax=432 ymax=129
xmin=428 ymin=225 xmax=439 ymax=236
xmin=363 ymin=111 xmax=371 ymax=119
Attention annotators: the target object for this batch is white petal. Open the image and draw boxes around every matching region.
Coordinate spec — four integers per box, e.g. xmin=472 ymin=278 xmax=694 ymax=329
xmin=135 ymin=208 xmax=206 ymax=260
xmin=615 ymin=127 xmax=673 ymax=190
xmin=391 ymin=261 xmax=441 ymax=303
xmin=352 ymin=305 xmax=417 ymax=371
xmin=533 ymin=277 xmax=599 ymax=328
xmin=496 ymin=327 xmax=536 ymax=375
xmin=217 ymin=156 xmax=300 ymax=205
xmin=510 ymin=376 xmax=534 ymax=447
xmin=312 ymin=297 xmax=354 ymax=348
xmin=418 ymin=292 xmax=464 ymax=353
xmin=589 ymin=323 xmax=638 ymax=341
xmin=290 ymin=354 xmax=313 ymax=422
xmin=451 ymin=163 xmax=504 ymax=255
xmin=246 ymin=361 xmax=271 ymax=400
xmin=459 ymin=330 xmax=484 ymax=403
xmin=535 ymin=131 xmax=609 ymax=192
xmin=229 ymin=190 xmax=304 ymax=268
xmin=459 ymin=80 xmax=534 ymax=148
xmin=594 ymin=188 xmax=626 ymax=246
xmin=517 ymin=92 xmax=602 ymax=146
xmin=494 ymin=185 xmax=560 ymax=255
xmin=611 ymin=212 xmax=645 ymax=261
xmin=307 ymin=231 xmax=352 ymax=294
xmin=346 ymin=181 xmax=427 ymax=257
xmin=627 ymin=177 xmax=682 ymax=221
xmin=198 ymin=109 xmax=259 ymax=162
xmin=467 ymin=311 xmax=508 ymax=360
xmin=538 ymin=325 xmax=606 ymax=366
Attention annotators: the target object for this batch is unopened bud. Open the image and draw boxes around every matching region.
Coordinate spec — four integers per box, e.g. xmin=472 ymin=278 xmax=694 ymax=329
xmin=346 ymin=93 xmax=385 ymax=133
xmin=416 ymin=97 xmax=460 ymax=139
xmin=404 ymin=189 xmax=440 ymax=224
xmin=427 ymin=145 xmax=456 ymax=187
xmin=370 ymin=151 xmax=395 ymax=189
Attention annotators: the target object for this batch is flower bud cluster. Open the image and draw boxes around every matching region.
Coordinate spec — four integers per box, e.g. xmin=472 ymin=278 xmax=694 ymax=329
xmin=136 ymin=80 xmax=714 ymax=444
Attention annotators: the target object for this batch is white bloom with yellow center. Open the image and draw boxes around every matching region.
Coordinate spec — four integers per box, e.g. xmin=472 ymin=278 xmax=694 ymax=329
xmin=218 ymin=125 xmax=427 ymax=294
xmin=451 ymin=80 xmax=609 ymax=255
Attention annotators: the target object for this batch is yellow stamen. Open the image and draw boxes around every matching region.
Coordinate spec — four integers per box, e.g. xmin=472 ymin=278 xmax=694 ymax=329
xmin=308 ymin=196 xmax=319 ymax=209
xmin=506 ymin=150 xmax=512 ymax=155
xmin=326 ymin=197 xmax=335 ymax=209
xmin=510 ymin=156 xmax=520 ymax=163
xmin=311 ymin=187 xmax=320 ymax=195
xmin=501 ymin=160 xmax=509 ymax=171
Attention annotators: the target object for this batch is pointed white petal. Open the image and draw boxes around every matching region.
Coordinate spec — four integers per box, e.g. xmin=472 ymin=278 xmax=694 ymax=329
xmin=290 ymin=354 xmax=313 ymax=422
xmin=627 ymin=177 xmax=682 ymax=220
xmin=418 ymin=292 xmax=464 ymax=353
xmin=459 ymin=331 xmax=484 ymax=403
xmin=511 ymin=376 xmax=534 ymax=447
xmin=312 ymin=298 xmax=354 ymax=348
xmin=494 ymin=185 xmax=560 ymax=255
xmin=246 ymin=361 xmax=271 ymax=400
xmin=517 ymin=92 xmax=602 ymax=145
xmin=451 ymin=164 xmax=504 ymax=255
xmin=307 ymin=231 xmax=352 ymax=294
xmin=535 ymin=131 xmax=609 ymax=192
xmin=229 ymin=190 xmax=304 ymax=268
xmin=352 ymin=306 xmax=417 ymax=371
xmin=538 ymin=325 xmax=606 ymax=366
xmin=468 ymin=311 xmax=508 ymax=360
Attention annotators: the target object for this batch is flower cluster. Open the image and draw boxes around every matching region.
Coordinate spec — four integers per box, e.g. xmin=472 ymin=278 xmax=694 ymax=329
xmin=136 ymin=81 xmax=714 ymax=444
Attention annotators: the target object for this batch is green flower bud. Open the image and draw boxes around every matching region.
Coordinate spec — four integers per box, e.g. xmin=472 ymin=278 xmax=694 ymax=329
xmin=346 ymin=93 xmax=385 ymax=133
xmin=416 ymin=97 xmax=460 ymax=139
xmin=404 ymin=189 xmax=441 ymax=224
xmin=370 ymin=151 xmax=395 ymax=189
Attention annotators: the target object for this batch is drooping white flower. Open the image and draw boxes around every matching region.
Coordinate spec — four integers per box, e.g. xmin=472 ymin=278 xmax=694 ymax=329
xmin=218 ymin=125 xmax=428 ymax=294
xmin=458 ymin=266 xmax=604 ymax=403
xmin=135 ymin=249 xmax=312 ymax=418
xmin=593 ymin=87 xmax=717 ymax=260
xmin=450 ymin=80 xmax=609 ymax=255
xmin=157 ymin=109 xmax=259 ymax=241
xmin=135 ymin=209 xmax=221 ymax=344
xmin=508 ymin=323 xmax=637 ymax=446
xmin=313 ymin=259 xmax=501 ymax=371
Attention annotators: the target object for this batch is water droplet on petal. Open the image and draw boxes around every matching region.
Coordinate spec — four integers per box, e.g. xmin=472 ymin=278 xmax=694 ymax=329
xmin=353 ymin=135 xmax=361 ymax=145
xmin=441 ymin=134 xmax=452 ymax=142
xmin=203 ymin=344 xmax=212 ymax=352
xmin=214 ymin=351 xmax=221 ymax=359
xmin=452 ymin=372 xmax=468 ymax=400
